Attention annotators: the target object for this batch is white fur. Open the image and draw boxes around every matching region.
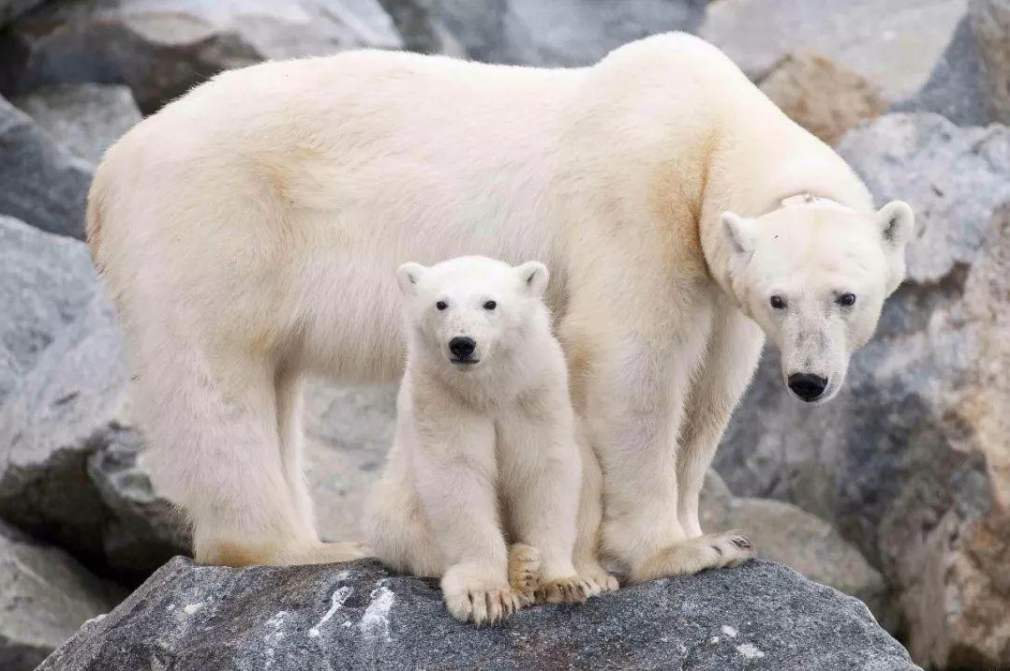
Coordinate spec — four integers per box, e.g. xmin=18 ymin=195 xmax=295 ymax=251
xmin=87 ymin=33 xmax=911 ymax=579
xmin=364 ymin=256 xmax=612 ymax=624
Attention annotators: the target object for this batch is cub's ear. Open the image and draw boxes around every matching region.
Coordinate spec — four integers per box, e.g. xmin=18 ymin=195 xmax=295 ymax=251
xmin=721 ymin=212 xmax=757 ymax=254
xmin=396 ymin=262 xmax=426 ymax=296
xmin=516 ymin=261 xmax=549 ymax=298
xmin=876 ymin=201 xmax=915 ymax=249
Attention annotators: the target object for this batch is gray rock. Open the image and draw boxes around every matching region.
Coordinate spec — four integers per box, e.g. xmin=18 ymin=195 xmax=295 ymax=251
xmin=700 ymin=0 xmax=968 ymax=100
xmin=0 ymin=0 xmax=401 ymax=114
xmin=12 ymin=84 xmax=142 ymax=165
xmin=37 ymin=557 xmax=918 ymax=671
xmin=699 ymin=472 xmax=893 ymax=631
xmin=715 ymin=114 xmax=1010 ymax=666
xmin=382 ymin=0 xmax=706 ymax=67
xmin=971 ymin=0 xmax=1010 ymax=123
xmin=0 ymin=520 xmax=124 ymax=671
xmin=0 ymin=95 xmax=92 ymax=238
xmin=0 ymin=217 xmax=186 ymax=580
xmin=891 ymin=16 xmax=989 ymax=127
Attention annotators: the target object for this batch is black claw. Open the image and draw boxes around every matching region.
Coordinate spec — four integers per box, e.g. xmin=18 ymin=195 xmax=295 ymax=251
xmin=732 ymin=536 xmax=753 ymax=550
xmin=712 ymin=544 xmax=724 ymax=555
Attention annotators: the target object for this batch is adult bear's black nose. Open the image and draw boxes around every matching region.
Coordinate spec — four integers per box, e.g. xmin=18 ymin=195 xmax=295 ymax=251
xmin=449 ymin=336 xmax=476 ymax=360
xmin=788 ymin=373 xmax=828 ymax=402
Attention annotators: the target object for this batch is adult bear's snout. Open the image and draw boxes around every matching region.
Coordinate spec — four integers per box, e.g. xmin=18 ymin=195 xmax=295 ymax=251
xmin=788 ymin=373 xmax=828 ymax=402
xmin=449 ymin=336 xmax=477 ymax=361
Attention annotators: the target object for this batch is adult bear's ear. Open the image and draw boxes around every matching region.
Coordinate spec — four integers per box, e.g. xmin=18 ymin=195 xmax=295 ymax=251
xmin=876 ymin=201 xmax=915 ymax=249
xmin=397 ymin=262 xmax=426 ymax=296
xmin=516 ymin=261 xmax=549 ymax=298
xmin=721 ymin=212 xmax=757 ymax=255
xmin=876 ymin=201 xmax=915 ymax=295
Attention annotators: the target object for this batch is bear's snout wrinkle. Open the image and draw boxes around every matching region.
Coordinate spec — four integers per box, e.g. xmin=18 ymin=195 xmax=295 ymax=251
xmin=449 ymin=336 xmax=477 ymax=362
xmin=788 ymin=373 xmax=828 ymax=402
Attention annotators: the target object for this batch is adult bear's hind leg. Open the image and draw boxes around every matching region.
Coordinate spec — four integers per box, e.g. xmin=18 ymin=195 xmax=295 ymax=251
xmin=274 ymin=368 xmax=367 ymax=564
xmin=137 ymin=337 xmax=354 ymax=567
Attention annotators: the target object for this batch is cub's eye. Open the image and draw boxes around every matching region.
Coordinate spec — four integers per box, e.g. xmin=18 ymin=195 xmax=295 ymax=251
xmin=483 ymin=300 xmax=497 ymax=311
xmin=770 ymin=295 xmax=787 ymax=310
xmin=436 ymin=301 xmax=448 ymax=311
xmin=837 ymin=293 xmax=857 ymax=307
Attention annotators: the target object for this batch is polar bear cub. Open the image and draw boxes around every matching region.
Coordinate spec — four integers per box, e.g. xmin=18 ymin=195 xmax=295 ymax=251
xmin=364 ymin=256 xmax=594 ymax=625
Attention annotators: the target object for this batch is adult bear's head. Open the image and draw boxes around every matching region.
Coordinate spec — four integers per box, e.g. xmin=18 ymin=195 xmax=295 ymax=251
xmin=721 ymin=196 xmax=915 ymax=403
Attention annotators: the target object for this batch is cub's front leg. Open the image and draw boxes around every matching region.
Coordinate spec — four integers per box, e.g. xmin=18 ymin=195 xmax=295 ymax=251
xmin=413 ymin=405 xmax=526 ymax=625
xmin=497 ymin=384 xmax=610 ymax=604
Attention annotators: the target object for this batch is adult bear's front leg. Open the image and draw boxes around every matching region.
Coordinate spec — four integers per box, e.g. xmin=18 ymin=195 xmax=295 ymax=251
xmin=575 ymin=309 xmax=754 ymax=582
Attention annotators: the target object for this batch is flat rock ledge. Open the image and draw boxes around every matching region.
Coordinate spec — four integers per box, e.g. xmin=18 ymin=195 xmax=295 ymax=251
xmin=39 ymin=558 xmax=918 ymax=671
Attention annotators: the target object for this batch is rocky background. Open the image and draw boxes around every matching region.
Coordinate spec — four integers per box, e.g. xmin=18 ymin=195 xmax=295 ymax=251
xmin=0 ymin=0 xmax=1007 ymax=669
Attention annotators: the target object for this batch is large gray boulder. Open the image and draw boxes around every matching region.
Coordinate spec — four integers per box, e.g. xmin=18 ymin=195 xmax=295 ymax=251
xmin=38 ymin=557 xmax=918 ymax=671
xmin=0 ymin=95 xmax=91 ymax=238
xmin=0 ymin=0 xmax=401 ymax=114
xmin=380 ymin=0 xmax=706 ymax=67
xmin=0 ymin=521 xmax=124 ymax=671
xmin=0 ymin=217 xmax=186 ymax=580
xmin=700 ymin=0 xmax=968 ymax=100
xmin=715 ymin=113 xmax=1010 ymax=667
xmin=12 ymin=84 xmax=142 ymax=165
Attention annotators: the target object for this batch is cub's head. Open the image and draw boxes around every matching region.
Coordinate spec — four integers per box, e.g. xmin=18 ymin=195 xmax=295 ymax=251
xmin=721 ymin=198 xmax=914 ymax=404
xmin=397 ymin=256 xmax=550 ymax=372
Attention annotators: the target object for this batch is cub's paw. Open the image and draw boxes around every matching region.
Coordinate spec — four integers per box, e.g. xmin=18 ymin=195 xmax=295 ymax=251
xmin=576 ymin=565 xmax=620 ymax=596
xmin=443 ymin=583 xmax=527 ymax=626
xmin=536 ymin=576 xmax=595 ymax=605
xmin=507 ymin=543 xmax=542 ymax=602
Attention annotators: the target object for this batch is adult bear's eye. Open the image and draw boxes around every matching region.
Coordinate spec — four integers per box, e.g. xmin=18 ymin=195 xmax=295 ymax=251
xmin=770 ymin=295 xmax=787 ymax=309
xmin=483 ymin=300 xmax=497 ymax=311
xmin=837 ymin=293 xmax=857 ymax=307
xmin=436 ymin=301 xmax=448 ymax=311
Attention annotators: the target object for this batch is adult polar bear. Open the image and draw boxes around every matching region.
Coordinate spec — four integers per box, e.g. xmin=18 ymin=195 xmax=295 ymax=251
xmin=88 ymin=33 xmax=913 ymax=580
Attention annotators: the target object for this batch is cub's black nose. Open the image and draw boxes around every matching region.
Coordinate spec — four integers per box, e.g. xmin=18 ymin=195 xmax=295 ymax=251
xmin=449 ymin=336 xmax=476 ymax=359
xmin=788 ymin=373 xmax=828 ymax=402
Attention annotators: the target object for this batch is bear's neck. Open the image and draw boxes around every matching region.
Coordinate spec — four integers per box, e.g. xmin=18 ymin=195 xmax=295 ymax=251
xmin=697 ymin=126 xmax=875 ymax=301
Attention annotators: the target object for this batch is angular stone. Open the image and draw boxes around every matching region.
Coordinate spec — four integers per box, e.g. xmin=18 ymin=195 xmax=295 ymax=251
xmin=0 ymin=0 xmax=401 ymax=114
xmin=971 ymin=0 xmax=1010 ymax=124
xmin=700 ymin=0 xmax=968 ymax=100
xmin=0 ymin=95 xmax=92 ymax=239
xmin=758 ymin=51 xmax=889 ymax=145
xmin=715 ymin=114 xmax=1010 ymax=666
xmin=37 ymin=557 xmax=918 ymax=671
xmin=13 ymin=84 xmax=142 ymax=165
xmin=381 ymin=0 xmax=706 ymax=67
xmin=0 ymin=521 xmax=124 ymax=671
xmin=87 ymin=427 xmax=190 ymax=582
xmin=892 ymin=16 xmax=988 ymax=127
